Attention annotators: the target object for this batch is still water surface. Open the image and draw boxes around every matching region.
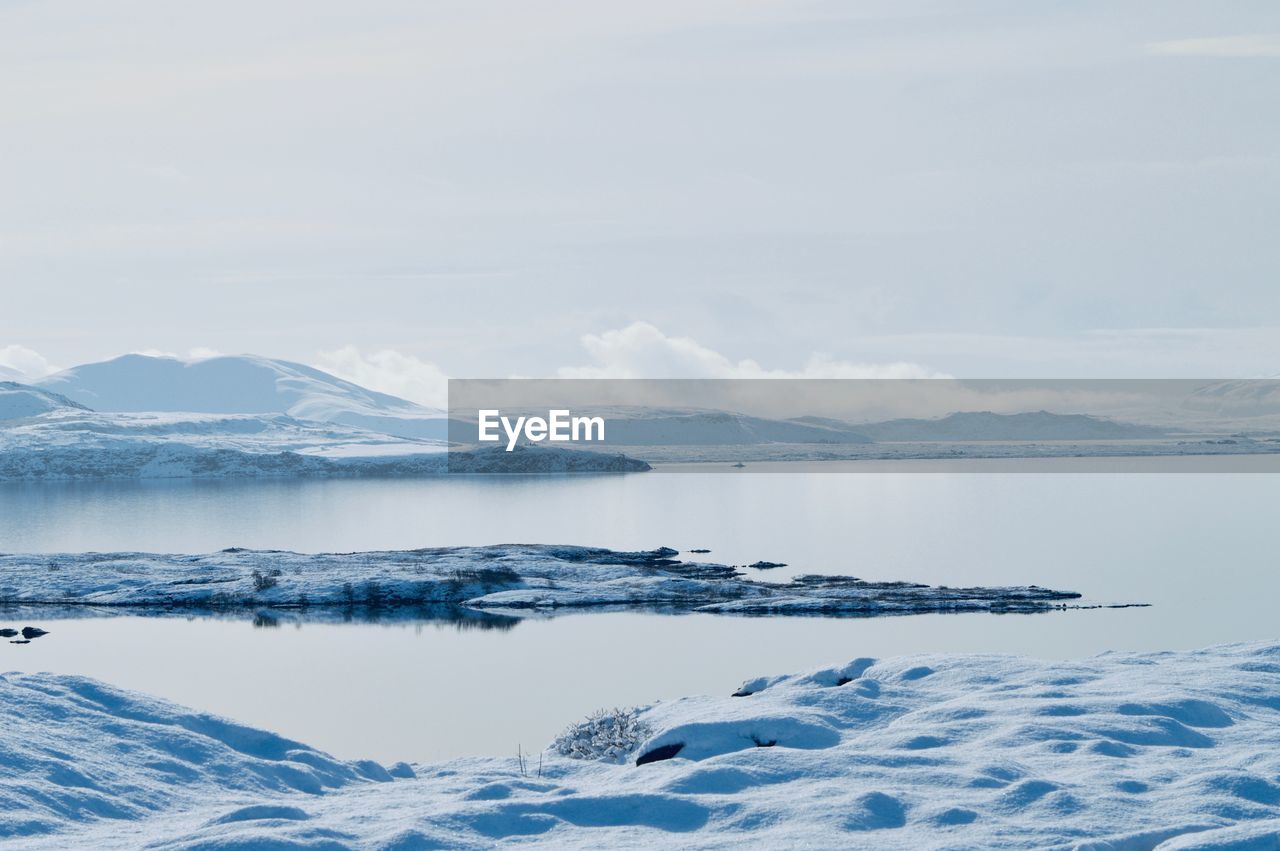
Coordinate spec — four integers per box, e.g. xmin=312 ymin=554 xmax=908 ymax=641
xmin=1 ymin=461 xmax=1275 ymax=761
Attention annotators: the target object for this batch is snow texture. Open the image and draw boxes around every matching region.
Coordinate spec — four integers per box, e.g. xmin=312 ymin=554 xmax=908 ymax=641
xmin=6 ymin=642 xmax=1280 ymax=848
xmin=0 ymin=545 xmax=1087 ymax=617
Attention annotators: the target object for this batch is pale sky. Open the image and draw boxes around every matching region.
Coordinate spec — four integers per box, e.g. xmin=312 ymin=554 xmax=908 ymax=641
xmin=2 ymin=0 xmax=1279 ymax=398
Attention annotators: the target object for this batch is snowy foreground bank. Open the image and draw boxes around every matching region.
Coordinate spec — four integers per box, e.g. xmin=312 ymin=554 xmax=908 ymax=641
xmin=0 ymin=546 xmax=1090 ymax=617
xmin=5 ymin=642 xmax=1280 ymax=848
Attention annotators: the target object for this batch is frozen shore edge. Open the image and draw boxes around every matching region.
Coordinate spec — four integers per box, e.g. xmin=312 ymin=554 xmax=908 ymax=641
xmin=0 ymin=545 xmax=1105 ymax=618
xmin=0 ymin=443 xmax=651 ymax=480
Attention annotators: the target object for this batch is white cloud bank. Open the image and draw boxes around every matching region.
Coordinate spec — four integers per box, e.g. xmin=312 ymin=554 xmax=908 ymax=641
xmin=310 ymin=323 xmax=941 ymax=407
xmin=0 ymin=345 xmax=59 ymax=381
xmin=11 ymin=321 xmax=1276 ymax=411
xmin=558 ymin=322 xmax=944 ymax=380
xmin=316 ymin=346 xmax=450 ymax=410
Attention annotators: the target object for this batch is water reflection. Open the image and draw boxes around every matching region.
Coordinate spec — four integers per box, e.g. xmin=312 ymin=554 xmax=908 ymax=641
xmin=0 ymin=603 xmax=522 ymax=631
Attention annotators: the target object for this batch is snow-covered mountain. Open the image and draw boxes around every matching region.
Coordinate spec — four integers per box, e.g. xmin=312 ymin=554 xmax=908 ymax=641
xmin=0 ymin=357 xmax=649 ymax=480
xmin=0 ymin=408 xmax=651 ymax=480
xmin=1183 ymin=378 xmax=1280 ymax=418
xmin=38 ymin=354 xmax=446 ymax=440
xmin=0 ymin=382 xmax=89 ymax=421
xmin=851 ymin=410 xmax=1168 ymax=442
xmin=0 ymin=364 xmax=28 ymax=382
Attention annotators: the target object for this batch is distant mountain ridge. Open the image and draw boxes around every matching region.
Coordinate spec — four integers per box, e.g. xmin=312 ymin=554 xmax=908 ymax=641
xmin=450 ymin=406 xmax=1169 ymax=447
xmin=850 ymin=410 xmax=1168 ymax=442
xmin=556 ymin=407 xmax=873 ymax=446
xmin=23 ymin=355 xmax=1181 ymax=446
xmin=1183 ymin=379 xmax=1280 ymax=418
xmin=37 ymin=354 xmax=446 ymax=440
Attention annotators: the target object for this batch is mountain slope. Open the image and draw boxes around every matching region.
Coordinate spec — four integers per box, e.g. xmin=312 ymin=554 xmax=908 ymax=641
xmin=0 ymin=381 xmax=90 ymax=421
xmin=1183 ymin=379 xmax=1280 ymax=418
xmin=496 ymin=407 xmax=874 ymax=446
xmin=38 ymin=354 xmax=445 ymax=439
xmin=854 ymin=410 xmax=1168 ymax=441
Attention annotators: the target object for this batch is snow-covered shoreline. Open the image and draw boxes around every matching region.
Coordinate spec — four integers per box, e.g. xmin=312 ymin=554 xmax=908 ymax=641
xmin=0 ymin=545 xmax=1093 ymax=617
xmin=0 ymin=412 xmax=650 ymax=479
xmin=5 ymin=641 xmax=1280 ymax=848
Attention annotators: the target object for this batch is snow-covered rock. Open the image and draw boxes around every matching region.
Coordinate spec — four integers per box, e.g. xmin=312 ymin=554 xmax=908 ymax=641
xmin=6 ymin=642 xmax=1280 ymax=848
xmin=0 ymin=545 xmax=1085 ymax=616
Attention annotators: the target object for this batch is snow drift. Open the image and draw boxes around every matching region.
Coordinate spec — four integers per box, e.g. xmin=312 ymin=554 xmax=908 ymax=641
xmin=6 ymin=642 xmax=1280 ymax=848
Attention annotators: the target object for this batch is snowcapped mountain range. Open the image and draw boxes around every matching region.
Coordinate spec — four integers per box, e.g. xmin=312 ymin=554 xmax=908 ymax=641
xmin=848 ymin=410 xmax=1169 ymax=442
xmin=37 ymin=354 xmax=446 ymax=440
xmin=1 ymin=355 xmax=647 ymax=478
xmin=3 ymin=355 xmax=1278 ymax=478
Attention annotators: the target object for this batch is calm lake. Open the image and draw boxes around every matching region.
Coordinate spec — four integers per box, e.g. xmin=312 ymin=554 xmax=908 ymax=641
xmin=2 ymin=459 xmax=1277 ymax=762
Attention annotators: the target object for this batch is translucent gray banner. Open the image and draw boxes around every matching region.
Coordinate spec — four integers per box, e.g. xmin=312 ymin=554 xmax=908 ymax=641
xmin=446 ymin=378 xmax=1280 ymax=473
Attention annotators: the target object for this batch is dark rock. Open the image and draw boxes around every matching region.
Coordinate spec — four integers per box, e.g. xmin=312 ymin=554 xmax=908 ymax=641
xmin=636 ymin=743 xmax=684 ymax=765
xmin=9 ymin=639 xmax=30 ymax=645
xmin=749 ymin=561 xmax=787 ymax=570
xmin=21 ymin=626 xmax=49 ymax=639
xmin=0 ymin=628 xmax=17 ymax=637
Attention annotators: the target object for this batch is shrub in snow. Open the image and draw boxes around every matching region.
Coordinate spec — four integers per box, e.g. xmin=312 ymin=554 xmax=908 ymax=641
xmin=553 ymin=707 xmax=650 ymax=763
